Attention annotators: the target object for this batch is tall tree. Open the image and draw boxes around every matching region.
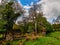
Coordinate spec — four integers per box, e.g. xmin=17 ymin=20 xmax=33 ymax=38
xmin=1 ymin=2 xmax=21 ymax=31
xmin=0 ymin=2 xmax=23 ymax=40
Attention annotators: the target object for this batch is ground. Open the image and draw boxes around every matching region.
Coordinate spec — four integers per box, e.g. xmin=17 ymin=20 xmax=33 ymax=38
xmin=0 ymin=31 xmax=60 ymax=45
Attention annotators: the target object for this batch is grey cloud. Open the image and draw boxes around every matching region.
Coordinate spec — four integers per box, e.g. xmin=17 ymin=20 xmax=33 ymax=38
xmin=40 ymin=0 xmax=60 ymax=22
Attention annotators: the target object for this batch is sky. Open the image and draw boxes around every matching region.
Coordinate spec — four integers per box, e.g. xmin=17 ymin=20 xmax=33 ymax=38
xmin=17 ymin=0 xmax=60 ymax=24
xmin=20 ymin=0 xmax=39 ymax=6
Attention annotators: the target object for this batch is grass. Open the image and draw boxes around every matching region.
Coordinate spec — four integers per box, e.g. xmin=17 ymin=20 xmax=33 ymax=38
xmin=24 ymin=37 xmax=60 ymax=45
xmin=10 ymin=39 xmax=26 ymax=45
xmin=12 ymin=40 xmax=20 ymax=45
xmin=47 ymin=31 xmax=60 ymax=39
xmin=2 ymin=31 xmax=60 ymax=45
xmin=3 ymin=37 xmax=60 ymax=45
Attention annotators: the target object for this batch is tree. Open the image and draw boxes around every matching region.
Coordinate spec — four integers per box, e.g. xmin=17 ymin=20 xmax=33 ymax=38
xmin=1 ymin=2 xmax=21 ymax=31
xmin=1 ymin=2 xmax=23 ymax=40
xmin=52 ymin=24 xmax=60 ymax=31
xmin=36 ymin=13 xmax=53 ymax=34
xmin=25 ymin=22 xmax=34 ymax=33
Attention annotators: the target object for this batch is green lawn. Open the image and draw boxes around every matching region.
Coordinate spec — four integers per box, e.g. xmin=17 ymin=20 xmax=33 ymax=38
xmin=47 ymin=31 xmax=60 ymax=39
xmin=24 ymin=37 xmax=60 ymax=45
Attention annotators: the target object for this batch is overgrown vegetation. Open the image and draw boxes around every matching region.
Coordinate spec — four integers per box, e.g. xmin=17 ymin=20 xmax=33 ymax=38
xmin=0 ymin=0 xmax=60 ymax=45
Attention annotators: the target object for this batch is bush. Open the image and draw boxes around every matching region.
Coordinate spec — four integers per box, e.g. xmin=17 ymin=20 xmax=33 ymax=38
xmin=0 ymin=34 xmax=4 ymax=39
xmin=0 ymin=29 xmax=6 ymax=33
xmin=5 ymin=41 xmax=13 ymax=45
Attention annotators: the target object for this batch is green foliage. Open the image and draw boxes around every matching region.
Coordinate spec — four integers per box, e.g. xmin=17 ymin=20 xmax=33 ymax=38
xmin=45 ymin=22 xmax=53 ymax=33
xmin=0 ymin=19 xmax=7 ymax=32
xmin=5 ymin=41 xmax=13 ymax=45
xmin=12 ymin=40 xmax=20 ymax=45
xmin=0 ymin=29 xmax=6 ymax=32
xmin=1 ymin=2 xmax=14 ymax=30
xmin=19 ymin=22 xmax=35 ymax=33
xmin=1 ymin=2 xmax=14 ymax=20
xmin=52 ymin=24 xmax=60 ymax=31
xmin=36 ymin=13 xmax=53 ymax=33
xmin=1 ymin=2 xmax=21 ymax=30
xmin=25 ymin=22 xmax=34 ymax=33
xmin=0 ymin=34 xmax=4 ymax=38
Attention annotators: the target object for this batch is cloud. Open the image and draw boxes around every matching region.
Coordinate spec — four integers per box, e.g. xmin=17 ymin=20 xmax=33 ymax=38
xmin=17 ymin=0 xmax=23 ymax=6
xmin=0 ymin=0 xmax=1 ymax=4
xmin=39 ymin=0 xmax=60 ymax=23
xmin=15 ymin=15 xmax=24 ymax=25
xmin=23 ymin=5 xmax=31 ymax=9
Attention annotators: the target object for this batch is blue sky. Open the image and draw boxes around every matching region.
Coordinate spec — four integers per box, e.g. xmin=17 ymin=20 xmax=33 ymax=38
xmin=20 ymin=0 xmax=39 ymax=6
